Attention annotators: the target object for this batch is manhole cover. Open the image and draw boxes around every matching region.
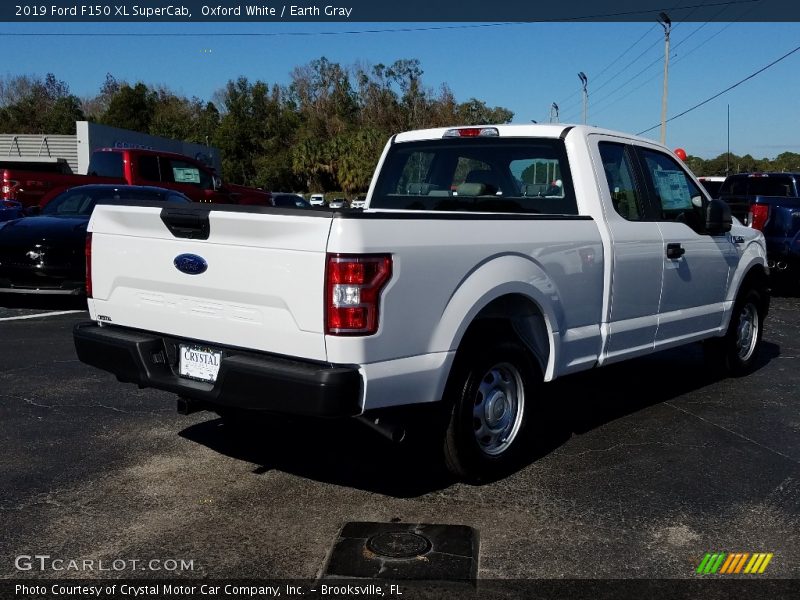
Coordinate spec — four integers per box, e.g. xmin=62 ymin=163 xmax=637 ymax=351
xmin=367 ymin=531 xmax=432 ymax=558
xmin=324 ymin=522 xmax=479 ymax=581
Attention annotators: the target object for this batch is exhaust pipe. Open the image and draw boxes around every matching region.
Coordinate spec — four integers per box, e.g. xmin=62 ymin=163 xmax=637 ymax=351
xmin=357 ymin=415 xmax=406 ymax=443
xmin=776 ymin=261 xmax=788 ymax=271
xmin=176 ymin=396 xmax=206 ymax=415
xmin=767 ymin=260 xmax=775 ymax=269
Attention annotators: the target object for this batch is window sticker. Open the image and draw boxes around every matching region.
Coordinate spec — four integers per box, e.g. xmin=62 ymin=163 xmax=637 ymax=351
xmin=653 ymin=170 xmax=692 ymax=210
xmin=173 ymin=167 xmax=201 ymax=184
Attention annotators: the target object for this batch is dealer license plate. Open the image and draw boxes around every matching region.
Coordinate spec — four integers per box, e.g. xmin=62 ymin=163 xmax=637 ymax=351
xmin=179 ymin=345 xmax=222 ymax=383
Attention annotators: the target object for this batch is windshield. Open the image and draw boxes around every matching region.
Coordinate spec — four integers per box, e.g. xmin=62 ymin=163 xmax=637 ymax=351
xmin=41 ymin=188 xmax=180 ymax=216
xmin=370 ymin=138 xmax=578 ymax=214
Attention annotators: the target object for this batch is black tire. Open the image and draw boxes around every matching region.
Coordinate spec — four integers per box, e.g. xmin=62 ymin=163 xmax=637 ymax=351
xmin=443 ymin=337 xmax=542 ymax=483
xmin=705 ymin=286 xmax=765 ymax=376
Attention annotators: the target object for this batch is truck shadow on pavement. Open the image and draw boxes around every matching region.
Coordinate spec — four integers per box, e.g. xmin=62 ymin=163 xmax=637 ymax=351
xmin=178 ymin=340 xmax=780 ymax=497
xmin=179 ymin=414 xmax=457 ymax=497
xmin=0 ymin=294 xmax=87 ymax=311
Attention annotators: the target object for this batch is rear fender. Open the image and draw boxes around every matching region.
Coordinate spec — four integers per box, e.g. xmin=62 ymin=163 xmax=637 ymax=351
xmin=430 ymin=254 xmax=560 ymax=380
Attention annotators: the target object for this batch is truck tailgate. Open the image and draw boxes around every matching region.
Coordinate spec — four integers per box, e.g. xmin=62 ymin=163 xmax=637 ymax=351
xmin=87 ymin=205 xmax=333 ymax=362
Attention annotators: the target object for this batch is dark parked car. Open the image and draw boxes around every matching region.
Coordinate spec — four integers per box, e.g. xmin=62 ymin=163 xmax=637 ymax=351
xmin=271 ymin=193 xmax=311 ymax=208
xmin=0 ymin=185 xmax=190 ymax=296
xmin=0 ymin=200 xmax=23 ymax=222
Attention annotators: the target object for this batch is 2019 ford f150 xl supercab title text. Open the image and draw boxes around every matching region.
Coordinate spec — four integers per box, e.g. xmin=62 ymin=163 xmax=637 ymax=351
xmin=73 ymin=125 xmax=769 ymax=481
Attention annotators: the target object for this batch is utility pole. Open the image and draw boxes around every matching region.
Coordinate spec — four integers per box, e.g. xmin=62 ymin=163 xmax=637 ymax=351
xmin=726 ymin=104 xmax=730 ymax=176
xmin=578 ymin=72 xmax=588 ymax=125
xmin=659 ymin=12 xmax=671 ymax=145
xmin=550 ymin=102 xmax=559 ymax=123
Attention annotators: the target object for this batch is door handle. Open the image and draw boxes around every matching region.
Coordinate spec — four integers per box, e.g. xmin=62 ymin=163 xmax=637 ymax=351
xmin=666 ymin=243 xmax=685 ymax=259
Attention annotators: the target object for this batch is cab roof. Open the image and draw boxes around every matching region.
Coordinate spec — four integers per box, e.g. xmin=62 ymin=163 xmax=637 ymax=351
xmin=392 ymin=123 xmax=659 ymax=147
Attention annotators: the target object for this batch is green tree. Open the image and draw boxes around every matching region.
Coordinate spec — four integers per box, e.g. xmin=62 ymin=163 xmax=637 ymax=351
xmin=0 ymin=73 xmax=84 ymax=134
xmin=101 ymin=83 xmax=155 ymax=132
xmin=213 ymin=77 xmax=299 ymax=188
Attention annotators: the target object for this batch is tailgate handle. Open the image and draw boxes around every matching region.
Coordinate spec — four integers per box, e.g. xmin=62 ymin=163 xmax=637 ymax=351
xmin=160 ymin=207 xmax=210 ymax=240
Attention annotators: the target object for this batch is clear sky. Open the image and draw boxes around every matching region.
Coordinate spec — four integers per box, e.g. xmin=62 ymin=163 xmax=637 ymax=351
xmin=2 ymin=18 xmax=799 ymax=159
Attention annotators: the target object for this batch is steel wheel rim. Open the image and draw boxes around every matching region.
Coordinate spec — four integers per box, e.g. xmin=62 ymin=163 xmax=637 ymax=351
xmin=736 ymin=302 xmax=759 ymax=361
xmin=472 ymin=362 xmax=525 ymax=456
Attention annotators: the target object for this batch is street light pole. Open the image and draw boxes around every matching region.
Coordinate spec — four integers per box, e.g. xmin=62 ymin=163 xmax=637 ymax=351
xmin=550 ymin=102 xmax=559 ymax=123
xmin=578 ymin=72 xmax=588 ymax=125
xmin=659 ymin=12 xmax=671 ymax=145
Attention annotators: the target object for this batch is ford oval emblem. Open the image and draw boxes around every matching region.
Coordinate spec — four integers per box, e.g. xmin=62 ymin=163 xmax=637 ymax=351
xmin=174 ymin=254 xmax=208 ymax=275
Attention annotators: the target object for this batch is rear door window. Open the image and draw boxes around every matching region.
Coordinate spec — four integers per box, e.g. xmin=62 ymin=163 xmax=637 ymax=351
xmin=136 ymin=155 xmax=160 ymax=182
xmin=87 ymin=152 xmax=124 ymax=178
xmin=598 ymin=142 xmax=643 ymax=221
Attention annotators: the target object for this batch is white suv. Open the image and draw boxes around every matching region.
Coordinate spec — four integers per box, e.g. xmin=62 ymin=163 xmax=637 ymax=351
xmin=309 ymin=193 xmax=325 ymax=207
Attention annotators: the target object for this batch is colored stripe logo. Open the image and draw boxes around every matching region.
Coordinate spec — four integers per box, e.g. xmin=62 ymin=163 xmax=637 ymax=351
xmin=696 ymin=552 xmax=774 ymax=574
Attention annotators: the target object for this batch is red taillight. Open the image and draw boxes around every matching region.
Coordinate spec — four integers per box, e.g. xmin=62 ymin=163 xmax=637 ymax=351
xmin=747 ymin=204 xmax=769 ymax=231
xmin=325 ymin=254 xmax=392 ymax=336
xmin=85 ymin=232 xmax=92 ymax=298
xmin=2 ymin=170 xmax=19 ymax=199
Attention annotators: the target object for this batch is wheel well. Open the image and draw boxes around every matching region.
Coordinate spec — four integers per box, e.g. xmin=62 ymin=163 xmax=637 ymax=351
xmin=739 ymin=264 xmax=770 ymax=311
xmin=458 ymin=294 xmax=550 ymax=374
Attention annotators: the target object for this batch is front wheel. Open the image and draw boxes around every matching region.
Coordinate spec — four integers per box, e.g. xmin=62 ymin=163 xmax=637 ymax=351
xmin=443 ymin=338 xmax=542 ymax=483
xmin=706 ymin=287 xmax=766 ymax=376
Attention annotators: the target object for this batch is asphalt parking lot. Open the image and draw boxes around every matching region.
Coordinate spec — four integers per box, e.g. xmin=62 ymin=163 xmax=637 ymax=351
xmin=1 ymin=293 xmax=798 ymax=588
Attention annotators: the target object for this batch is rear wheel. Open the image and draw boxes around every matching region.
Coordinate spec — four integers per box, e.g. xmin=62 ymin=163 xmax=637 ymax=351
xmin=443 ymin=337 xmax=542 ymax=483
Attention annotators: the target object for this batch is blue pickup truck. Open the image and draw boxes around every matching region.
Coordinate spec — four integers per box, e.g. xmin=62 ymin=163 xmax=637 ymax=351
xmin=719 ymin=173 xmax=800 ymax=278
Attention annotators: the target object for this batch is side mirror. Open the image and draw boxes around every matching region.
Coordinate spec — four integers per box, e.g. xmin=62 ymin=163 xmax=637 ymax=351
xmin=212 ymin=175 xmax=223 ymax=191
xmin=706 ymin=198 xmax=732 ymax=235
xmin=24 ymin=205 xmax=41 ymax=216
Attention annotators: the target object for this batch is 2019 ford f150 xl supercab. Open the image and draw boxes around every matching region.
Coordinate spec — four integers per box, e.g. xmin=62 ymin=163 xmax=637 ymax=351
xmin=73 ymin=124 xmax=770 ymax=482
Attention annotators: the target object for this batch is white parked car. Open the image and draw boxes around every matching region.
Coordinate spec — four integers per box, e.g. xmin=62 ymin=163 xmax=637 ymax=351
xmin=327 ymin=198 xmax=348 ymax=209
xmin=75 ymin=124 xmax=769 ymax=482
xmin=309 ymin=193 xmax=325 ymax=206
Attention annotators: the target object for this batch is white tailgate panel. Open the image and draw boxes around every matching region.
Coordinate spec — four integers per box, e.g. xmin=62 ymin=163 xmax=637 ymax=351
xmin=88 ymin=206 xmax=332 ymax=361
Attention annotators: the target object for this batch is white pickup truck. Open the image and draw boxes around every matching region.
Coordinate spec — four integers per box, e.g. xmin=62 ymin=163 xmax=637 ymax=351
xmin=74 ymin=124 xmax=769 ymax=481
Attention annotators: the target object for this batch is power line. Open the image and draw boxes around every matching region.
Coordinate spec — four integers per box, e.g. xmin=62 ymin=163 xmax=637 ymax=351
xmin=558 ymin=0 xmax=760 ymax=121
xmin=553 ymin=0 xmax=727 ymax=113
xmin=555 ymin=24 xmax=657 ymax=109
xmin=561 ymin=0 xmax=756 ymax=123
xmin=636 ymin=44 xmax=800 ymax=135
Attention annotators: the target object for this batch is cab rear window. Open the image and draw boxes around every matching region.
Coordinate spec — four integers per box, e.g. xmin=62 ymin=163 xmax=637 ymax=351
xmin=720 ymin=175 xmax=797 ymax=197
xmin=371 ymin=138 xmax=578 ymax=215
